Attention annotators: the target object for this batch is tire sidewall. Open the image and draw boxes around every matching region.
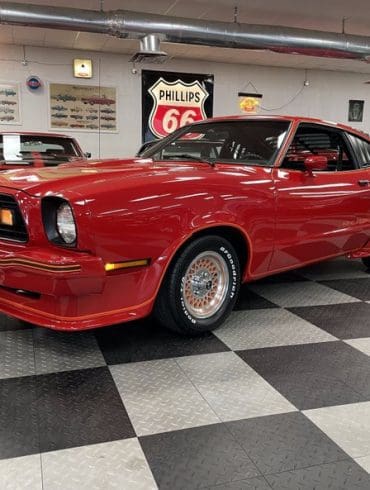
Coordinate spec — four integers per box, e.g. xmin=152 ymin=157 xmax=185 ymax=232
xmin=173 ymin=236 xmax=240 ymax=333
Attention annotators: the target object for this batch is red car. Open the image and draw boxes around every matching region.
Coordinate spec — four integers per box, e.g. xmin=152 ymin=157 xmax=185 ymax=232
xmin=0 ymin=116 xmax=369 ymax=334
xmin=0 ymin=132 xmax=87 ymax=169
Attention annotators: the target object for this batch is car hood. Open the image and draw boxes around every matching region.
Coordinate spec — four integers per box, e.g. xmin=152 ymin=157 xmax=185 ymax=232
xmin=0 ymin=157 xmax=213 ymax=197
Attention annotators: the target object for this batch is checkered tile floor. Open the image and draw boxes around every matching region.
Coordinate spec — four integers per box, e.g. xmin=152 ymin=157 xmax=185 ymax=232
xmin=1 ymin=258 xmax=370 ymax=489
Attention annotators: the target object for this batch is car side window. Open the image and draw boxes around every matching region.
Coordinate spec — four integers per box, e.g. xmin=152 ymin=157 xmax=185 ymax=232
xmin=347 ymin=133 xmax=370 ymax=168
xmin=281 ymin=124 xmax=356 ymax=171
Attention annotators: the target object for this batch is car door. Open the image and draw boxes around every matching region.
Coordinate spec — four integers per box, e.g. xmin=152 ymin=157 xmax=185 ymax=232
xmin=270 ymin=122 xmax=370 ymax=272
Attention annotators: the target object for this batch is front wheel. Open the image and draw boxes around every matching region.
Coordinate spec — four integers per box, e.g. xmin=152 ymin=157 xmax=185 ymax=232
xmin=154 ymin=235 xmax=241 ymax=335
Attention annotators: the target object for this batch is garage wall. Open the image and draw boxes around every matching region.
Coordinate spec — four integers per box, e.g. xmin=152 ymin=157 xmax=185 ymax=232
xmin=0 ymin=44 xmax=369 ymax=158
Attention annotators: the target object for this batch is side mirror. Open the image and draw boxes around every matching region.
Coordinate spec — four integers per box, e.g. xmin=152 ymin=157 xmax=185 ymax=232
xmin=304 ymin=155 xmax=328 ymax=174
xmin=84 ymin=152 xmax=91 ymax=159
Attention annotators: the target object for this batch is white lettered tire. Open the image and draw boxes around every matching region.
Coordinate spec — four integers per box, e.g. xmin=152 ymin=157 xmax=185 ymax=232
xmin=154 ymin=235 xmax=241 ymax=335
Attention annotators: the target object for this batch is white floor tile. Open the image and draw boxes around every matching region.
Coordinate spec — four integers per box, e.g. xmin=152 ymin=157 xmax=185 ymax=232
xmin=176 ymin=352 xmax=297 ymax=422
xmin=249 ymin=281 xmax=360 ymax=307
xmin=0 ymin=330 xmax=35 ymax=379
xmin=34 ymin=330 xmax=106 ymax=375
xmin=215 ymin=308 xmax=336 ymax=350
xmin=110 ymin=359 xmax=220 ymax=436
xmin=42 ymin=439 xmax=157 ymax=490
xmin=0 ymin=454 xmax=42 ymax=490
xmin=304 ymin=401 xmax=370 ymax=459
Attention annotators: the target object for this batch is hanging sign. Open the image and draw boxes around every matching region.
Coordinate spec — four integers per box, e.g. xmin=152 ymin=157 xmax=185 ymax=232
xmin=238 ymin=92 xmax=263 ymax=114
xmin=142 ymin=70 xmax=214 ymax=142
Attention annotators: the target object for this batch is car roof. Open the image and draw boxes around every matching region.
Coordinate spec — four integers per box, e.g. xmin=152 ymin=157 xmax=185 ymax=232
xmin=198 ymin=115 xmax=370 ymax=140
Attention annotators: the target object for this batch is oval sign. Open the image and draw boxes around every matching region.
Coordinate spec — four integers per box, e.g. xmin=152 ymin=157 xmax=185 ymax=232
xmin=26 ymin=76 xmax=42 ymax=90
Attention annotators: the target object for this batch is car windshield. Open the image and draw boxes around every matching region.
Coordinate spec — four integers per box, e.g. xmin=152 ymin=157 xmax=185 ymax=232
xmin=0 ymin=134 xmax=82 ymax=166
xmin=142 ymin=120 xmax=290 ymax=166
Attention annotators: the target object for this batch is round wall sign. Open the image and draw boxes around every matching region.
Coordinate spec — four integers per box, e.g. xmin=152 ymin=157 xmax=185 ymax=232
xmin=26 ymin=76 xmax=42 ymax=90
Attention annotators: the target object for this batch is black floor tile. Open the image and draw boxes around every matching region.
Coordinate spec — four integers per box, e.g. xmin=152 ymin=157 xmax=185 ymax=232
xmin=226 ymin=412 xmax=348 ymax=475
xmin=206 ymin=477 xmax=272 ymax=490
xmin=95 ymin=319 xmax=229 ymax=365
xmin=263 ymin=371 xmax=364 ymax=410
xmin=140 ymin=424 xmax=260 ymax=489
xmin=340 ymin=365 xmax=370 ymax=398
xmin=0 ymin=375 xmax=39 ymax=459
xmin=37 ymin=367 xmax=135 ymax=452
xmin=320 ymin=278 xmax=370 ymax=301
xmin=0 ymin=314 xmax=33 ymax=332
xmin=289 ymin=302 xmax=370 ymax=339
xmin=238 ymin=342 xmax=370 ymax=409
xmin=265 ymin=459 xmax=370 ymax=489
xmin=234 ymin=286 xmax=279 ymax=311
xmin=238 ymin=341 xmax=370 ymax=376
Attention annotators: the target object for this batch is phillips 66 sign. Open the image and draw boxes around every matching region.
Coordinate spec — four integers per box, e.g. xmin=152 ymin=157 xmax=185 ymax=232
xmin=142 ymin=70 xmax=214 ymax=142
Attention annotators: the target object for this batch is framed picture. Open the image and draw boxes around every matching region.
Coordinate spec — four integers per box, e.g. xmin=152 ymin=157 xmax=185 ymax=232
xmin=348 ymin=100 xmax=364 ymax=122
xmin=49 ymin=83 xmax=117 ymax=132
xmin=0 ymin=83 xmax=21 ymax=125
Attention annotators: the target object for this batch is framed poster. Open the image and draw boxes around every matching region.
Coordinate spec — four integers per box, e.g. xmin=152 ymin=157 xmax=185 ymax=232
xmin=142 ymin=70 xmax=214 ymax=142
xmin=0 ymin=83 xmax=21 ymax=125
xmin=348 ymin=100 xmax=364 ymax=122
xmin=49 ymin=83 xmax=117 ymax=132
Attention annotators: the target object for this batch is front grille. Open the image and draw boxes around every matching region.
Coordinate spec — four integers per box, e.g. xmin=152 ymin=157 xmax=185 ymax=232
xmin=0 ymin=194 xmax=28 ymax=242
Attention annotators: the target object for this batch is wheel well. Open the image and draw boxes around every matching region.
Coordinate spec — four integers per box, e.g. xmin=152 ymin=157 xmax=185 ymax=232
xmin=172 ymin=226 xmax=249 ymax=275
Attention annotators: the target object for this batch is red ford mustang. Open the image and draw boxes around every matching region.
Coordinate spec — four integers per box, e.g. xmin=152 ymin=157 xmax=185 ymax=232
xmin=0 ymin=115 xmax=369 ymax=334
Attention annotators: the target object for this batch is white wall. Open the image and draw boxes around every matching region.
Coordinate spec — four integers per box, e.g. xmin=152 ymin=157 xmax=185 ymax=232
xmin=0 ymin=44 xmax=369 ymax=159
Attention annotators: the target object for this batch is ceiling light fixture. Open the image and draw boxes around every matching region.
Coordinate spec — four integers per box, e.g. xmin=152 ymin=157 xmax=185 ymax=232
xmin=73 ymin=59 xmax=93 ymax=78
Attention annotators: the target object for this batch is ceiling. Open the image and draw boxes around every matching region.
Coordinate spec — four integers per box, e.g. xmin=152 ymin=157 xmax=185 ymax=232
xmin=0 ymin=0 xmax=370 ymax=73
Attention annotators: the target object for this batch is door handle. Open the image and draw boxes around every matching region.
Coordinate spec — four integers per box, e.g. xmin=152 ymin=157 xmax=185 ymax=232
xmin=358 ymin=180 xmax=370 ymax=187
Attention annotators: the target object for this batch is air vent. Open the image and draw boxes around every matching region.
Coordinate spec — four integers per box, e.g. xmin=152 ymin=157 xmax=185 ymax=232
xmin=129 ymin=34 xmax=168 ymax=64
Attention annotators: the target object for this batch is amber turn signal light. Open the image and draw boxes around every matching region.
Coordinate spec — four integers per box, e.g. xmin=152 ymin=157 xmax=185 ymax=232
xmin=105 ymin=259 xmax=150 ymax=272
xmin=0 ymin=209 xmax=13 ymax=226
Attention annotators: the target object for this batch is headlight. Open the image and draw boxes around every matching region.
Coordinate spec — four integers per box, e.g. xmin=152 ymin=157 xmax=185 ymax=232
xmin=56 ymin=202 xmax=76 ymax=244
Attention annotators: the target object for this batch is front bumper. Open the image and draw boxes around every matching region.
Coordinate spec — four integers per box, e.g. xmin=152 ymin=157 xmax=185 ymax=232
xmin=0 ymin=245 xmax=154 ymax=330
xmin=0 ymin=245 xmax=105 ymax=296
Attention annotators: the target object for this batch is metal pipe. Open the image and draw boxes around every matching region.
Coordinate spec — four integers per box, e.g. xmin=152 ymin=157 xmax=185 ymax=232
xmin=0 ymin=2 xmax=369 ymax=61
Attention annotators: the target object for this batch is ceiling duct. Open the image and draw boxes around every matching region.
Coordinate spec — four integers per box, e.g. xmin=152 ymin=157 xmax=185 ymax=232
xmin=129 ymin=34 xmax=167 ymax=64
xmin=0 ymin=2 xmax=370 ymax=62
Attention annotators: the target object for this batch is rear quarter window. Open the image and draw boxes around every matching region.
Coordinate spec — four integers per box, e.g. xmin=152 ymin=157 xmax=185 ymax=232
xmin=347 ymin=133 xmax=370 ymax=168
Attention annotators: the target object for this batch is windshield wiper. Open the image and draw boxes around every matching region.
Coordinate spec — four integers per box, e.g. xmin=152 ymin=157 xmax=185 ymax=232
xmin=166 ymin=153 xmax=215 ymax=167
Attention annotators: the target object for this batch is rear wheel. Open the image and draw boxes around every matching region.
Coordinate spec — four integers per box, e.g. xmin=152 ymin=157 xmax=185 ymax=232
xmin=362 ymin=257 xmax=370 ymax=269
xmin=154 ymin=235 xmax=241 ymax=335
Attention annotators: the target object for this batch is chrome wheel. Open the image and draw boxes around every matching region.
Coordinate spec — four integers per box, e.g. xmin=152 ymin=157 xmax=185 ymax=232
xmin=182 ymin=251 xmax=229 ymax=319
